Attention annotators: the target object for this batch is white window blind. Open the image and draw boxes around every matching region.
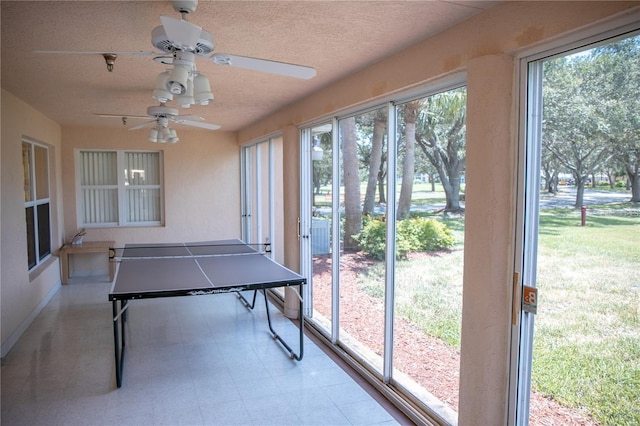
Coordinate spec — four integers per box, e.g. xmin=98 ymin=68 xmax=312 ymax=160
xmin=78 ymin=150 xmax=163 ymax=227
xmin=81 ymin=151 xmax=118 ymax=224
xmin=125 ymin=152 xmax=161 ymax=223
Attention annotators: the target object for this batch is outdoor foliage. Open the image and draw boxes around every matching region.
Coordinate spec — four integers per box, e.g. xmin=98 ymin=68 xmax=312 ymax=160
xmin=354 ymin=216 xmax=454 ymax=260
xmin=542 ymin=35 xmax=640 ymax=205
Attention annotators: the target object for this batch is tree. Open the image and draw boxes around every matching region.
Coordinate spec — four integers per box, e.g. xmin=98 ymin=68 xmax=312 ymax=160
xmin=341 ymin=117 xmax=362 ymax=249
xmin=397 ymin=100 xmax=420 ymax=219
xmin=542 ymin=35 xmax=640 ymax=206
xmin=591 ymin=36 xmax=640 ymax=202
xmin=363 ymin=110 xmax=387 ymax=215
xmin=541 ymin=147 xmax=561 ymax=194
xmin=542 ymin=57 xmax=612 ymax=208
xmin=415 ymin=88 xmax=467 ymax=213
xmin=312 ymin=132 xmax=332 ymax=197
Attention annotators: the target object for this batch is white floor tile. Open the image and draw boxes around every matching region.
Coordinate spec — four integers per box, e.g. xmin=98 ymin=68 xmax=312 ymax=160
xmin=1 ymin=281 xmax=402 ymax=425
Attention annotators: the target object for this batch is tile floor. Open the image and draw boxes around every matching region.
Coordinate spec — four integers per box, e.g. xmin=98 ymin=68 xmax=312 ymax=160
xmin=1 ymin=279 xmax=408 ymax=425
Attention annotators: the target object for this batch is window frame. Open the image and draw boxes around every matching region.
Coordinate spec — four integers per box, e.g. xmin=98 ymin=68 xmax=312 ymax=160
xmin=23 ymin=139 xmax=52 ymax=271
xmin=509 ymin=18 xmax=640 ymax=426
xmin=299 ymin=75 xmax=467 ymax=425
xmin=76 ymin=149 xmax=164 ymax=228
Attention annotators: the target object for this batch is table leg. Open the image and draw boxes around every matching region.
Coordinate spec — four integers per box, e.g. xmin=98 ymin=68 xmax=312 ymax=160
xmin=236 ymin=290 xmax=258 ymax=309
xmin=263 ymin=290 xmax=304 ymax=361
xmin=112 ymin=300 xmax=127 ymax=388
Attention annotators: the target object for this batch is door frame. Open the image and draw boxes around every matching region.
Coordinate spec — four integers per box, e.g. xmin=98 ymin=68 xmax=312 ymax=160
xmin=508 ymin=13 xmax=640 ymax=425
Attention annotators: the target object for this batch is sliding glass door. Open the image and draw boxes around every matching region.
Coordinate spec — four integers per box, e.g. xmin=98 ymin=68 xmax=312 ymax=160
xmin=241 ymin=137 xmax=284 ymax=264
xmin=301 ymin=83 xmax=466 ymax=422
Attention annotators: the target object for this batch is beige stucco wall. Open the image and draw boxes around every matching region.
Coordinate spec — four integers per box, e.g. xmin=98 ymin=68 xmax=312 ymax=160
xmin=60 ymin=127 xmax=241 ymax=246
xmin=1 ymin=102 xmax=241 ymax=354
xmin=1 ymin=89 xmax=63 ymax=355
xmin=236 ymin=2 xmax=640 ymax=425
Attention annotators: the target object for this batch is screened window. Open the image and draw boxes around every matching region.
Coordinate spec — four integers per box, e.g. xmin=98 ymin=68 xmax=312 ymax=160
xmin=78 ymin=150 xmax=163 ymax=227
xmin=23 ymin=140 xmax=51 ymax=270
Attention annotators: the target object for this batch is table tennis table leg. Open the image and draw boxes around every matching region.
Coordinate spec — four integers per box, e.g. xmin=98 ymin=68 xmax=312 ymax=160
xmin=263 ymin=290 xmax=304 ymax=361
xmin=236 ymin=290 xmax=258 ymax=309
xmin=112 ymin=300 xmax=127 ymax=388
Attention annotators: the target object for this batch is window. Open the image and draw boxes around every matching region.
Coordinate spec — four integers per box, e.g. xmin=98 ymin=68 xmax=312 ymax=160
xmin=78 ymin=150 xmax=163 ymax=227
xmin=301 ymin=83 xmax=466 ymax=424
xmin=23 ymin=140 xmax=51 ymax=270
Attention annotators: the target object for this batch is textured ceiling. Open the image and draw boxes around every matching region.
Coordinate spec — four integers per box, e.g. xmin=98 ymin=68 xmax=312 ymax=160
xmin=1 ymin=1 xmax=497 ymax=132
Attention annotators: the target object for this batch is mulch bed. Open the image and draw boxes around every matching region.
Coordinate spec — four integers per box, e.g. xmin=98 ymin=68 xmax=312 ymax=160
xmin=312 ymin=252 xmax=597 ymax=425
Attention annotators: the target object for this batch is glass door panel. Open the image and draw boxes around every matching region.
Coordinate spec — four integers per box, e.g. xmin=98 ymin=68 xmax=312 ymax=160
xmin=309 ymin=124 xmax=334 ymax=331
xmin=519 ymin=34 xmax=640 ymax=426
xmin=392 ymin=89 xmax=466 ymax=415
xmin=338 ymin=108 xmax=388 ymax=373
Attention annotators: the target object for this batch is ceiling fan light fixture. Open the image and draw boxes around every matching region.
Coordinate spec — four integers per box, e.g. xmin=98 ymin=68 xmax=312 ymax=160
xmin=152 ymin=71 xmax=173 ymax=103
xmin=161 ymin=126 xmax=172 ymax=141
xmin=167 ymin=128 xmax=179 ymax=144
xmin=167 ymin=64 xmax=190 ymax=95
xmin=193 ymin=73 xmax=213 ymax=105
xmin=148 ymin=127 xmax=159 ymax=143
xmin=176 ymin=79 xmax=194 ymax=108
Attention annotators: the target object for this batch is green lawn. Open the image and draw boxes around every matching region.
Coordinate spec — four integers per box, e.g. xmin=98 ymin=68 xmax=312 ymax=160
xmin=533 ymin=207 xmax=640 ymax=425
xmin=355 ymin=201 xmax=639 ymax=425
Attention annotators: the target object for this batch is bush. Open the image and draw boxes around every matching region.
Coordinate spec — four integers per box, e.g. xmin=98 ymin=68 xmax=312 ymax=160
xmin=354 ymin=217 xmax=454 ymax=260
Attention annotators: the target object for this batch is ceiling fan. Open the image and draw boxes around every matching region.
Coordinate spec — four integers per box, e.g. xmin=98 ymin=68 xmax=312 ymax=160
xmin=34 ymin=0 xmax=316 ymax=79
xmin=97 ymin=103 xmax=220 ymax=144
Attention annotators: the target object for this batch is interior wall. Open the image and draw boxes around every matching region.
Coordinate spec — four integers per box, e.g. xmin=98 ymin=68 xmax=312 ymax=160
xmin=235 ymin=2 xmax=639 ymax=425
xmin=60 ymin=127 xmax=241 ymax=247
xmin=1 ymin=89 xmax=63 ymax=355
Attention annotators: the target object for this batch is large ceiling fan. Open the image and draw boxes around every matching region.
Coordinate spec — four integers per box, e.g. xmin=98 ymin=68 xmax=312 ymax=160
xmin=34 ymin=0 xmax=316 ymax=79
xmin=97 ymin=104 xmax=220 ymax=144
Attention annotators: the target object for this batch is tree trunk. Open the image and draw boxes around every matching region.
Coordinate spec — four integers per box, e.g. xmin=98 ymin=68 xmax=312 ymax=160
xmin=444 ymin=176 xmax=461 ymax=211
xmin=341 ymin=117 xmax=362 ymax=249
xmin=397 ymin=102 xmax=418 ymax=219
xmin=574 ymin=180 xmax=586 ymax=208
xmin=629 ymin=168 xmax=640 ymax=203
xmin=378 ymin=167 xmax=386 ymax=204
xmin=363 ymin=111 xmax=386 ymax=215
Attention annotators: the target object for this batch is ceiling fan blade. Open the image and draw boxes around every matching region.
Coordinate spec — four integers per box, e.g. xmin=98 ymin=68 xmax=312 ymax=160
xmin=129 ymin=121 xmax=157 ymax=131
xmin=210 ymin=53 xmax=316 ymax=79
xmin=160 ymin=16 xmax=202 ymax=51
xmin=95 ymin=113 xmax=150 ymax=119
xmin=33 ymin=50 xmax=158 ymax=56
xmin=173 ymin=118 xmax=221 ymax=130
xmin=174 ymin=114 xmax=205 ymax=121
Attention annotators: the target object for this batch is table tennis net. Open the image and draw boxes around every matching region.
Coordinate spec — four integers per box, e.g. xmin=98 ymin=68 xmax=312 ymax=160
xmin=109 ymin=241 xmax=271 ymax=261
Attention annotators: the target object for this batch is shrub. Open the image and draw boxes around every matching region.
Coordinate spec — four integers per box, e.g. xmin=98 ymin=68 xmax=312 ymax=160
xmin=353 ymin=218 xmax=385 ymax=259
xmin=354 ymin=217 xmax=454 ymax=259
xmin=407 ymin=217 xmax=455 ymax=252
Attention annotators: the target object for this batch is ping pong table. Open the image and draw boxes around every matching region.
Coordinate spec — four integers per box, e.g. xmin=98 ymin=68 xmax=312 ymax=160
xmin=108 ymin=239 xmax=306 ymax=388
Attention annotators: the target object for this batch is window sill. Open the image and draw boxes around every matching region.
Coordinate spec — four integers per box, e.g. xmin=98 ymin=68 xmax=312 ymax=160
xmin=28 ymin=255 xmax=58 ymax=282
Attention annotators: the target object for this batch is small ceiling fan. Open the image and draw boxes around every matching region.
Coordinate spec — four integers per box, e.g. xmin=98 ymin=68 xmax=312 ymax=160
xmin=34 ymin=0 xmax=316 ymax=79
xmin=97 ymin=104 xmax=220 ymax=143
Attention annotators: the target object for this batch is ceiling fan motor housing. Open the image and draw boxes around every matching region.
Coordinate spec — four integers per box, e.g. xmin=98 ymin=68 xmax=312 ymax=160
xmin=148 ymin=105 xmax=179 ymax=118
xmin=151 ymin=25 xmax=214 ymax=56
xmin=173 ymin=0 xmax=198 ymax=15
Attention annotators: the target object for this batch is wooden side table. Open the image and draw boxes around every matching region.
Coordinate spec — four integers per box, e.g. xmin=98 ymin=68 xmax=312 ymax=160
xmin=60 ymin=240 xmax=115 ymax=284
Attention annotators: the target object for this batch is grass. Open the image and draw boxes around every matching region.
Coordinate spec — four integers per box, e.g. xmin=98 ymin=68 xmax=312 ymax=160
xmin=533 ymin=206 xmax=640 ymax=425
xmin=354 ymin=199 xmax=639 ymax=425
xmin=358 ymin=216 xmax=465 ymax=347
